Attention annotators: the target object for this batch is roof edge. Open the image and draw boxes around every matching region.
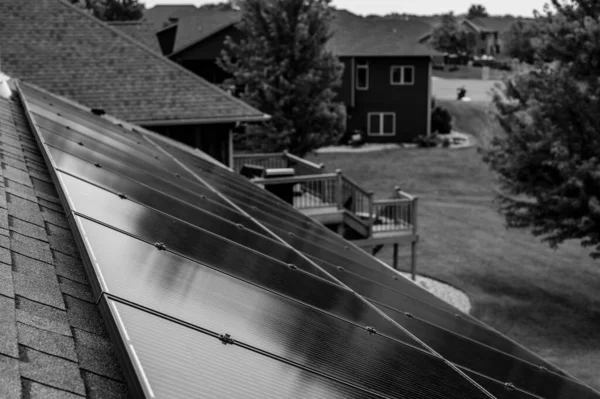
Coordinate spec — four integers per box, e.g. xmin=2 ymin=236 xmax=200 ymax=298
xmin=131 ymin=114 xmax=271 ymax=126
xmin=169 ymin=20 xmax=239 ymax=58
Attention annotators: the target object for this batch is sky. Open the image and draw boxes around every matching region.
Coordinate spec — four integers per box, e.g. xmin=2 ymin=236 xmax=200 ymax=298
xmin=140 ymin=0 xmax=548 ymax=17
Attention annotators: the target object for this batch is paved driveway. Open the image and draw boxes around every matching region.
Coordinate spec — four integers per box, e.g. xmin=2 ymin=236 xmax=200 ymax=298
xmin=432 ymin=77 xmax=502 ymax=102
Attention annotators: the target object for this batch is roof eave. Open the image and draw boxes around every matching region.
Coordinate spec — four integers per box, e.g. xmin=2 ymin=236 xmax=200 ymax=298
xmin=130 ymin=114 xmax=271 ymax=126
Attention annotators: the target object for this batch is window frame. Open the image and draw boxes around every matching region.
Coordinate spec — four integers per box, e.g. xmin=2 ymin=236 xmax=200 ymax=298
xmin=390 ymin=65 xmax=415 ymax=86
xmin=356 ymin=63 xmax=369 ymax=90
xmin=367 ymin=112 xmax=396 ymax=136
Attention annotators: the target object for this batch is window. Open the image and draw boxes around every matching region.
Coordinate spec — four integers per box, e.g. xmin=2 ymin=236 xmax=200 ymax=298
xmin=356 ymin=63 xmax=368 ymax=90
xmin=390 ymin=66 xmax=414 ymax=85
xmin=367 ymin=113 xmax=395 ymax=136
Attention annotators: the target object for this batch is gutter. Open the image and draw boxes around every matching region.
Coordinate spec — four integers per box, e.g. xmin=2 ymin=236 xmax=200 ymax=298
xmin=130 ymin=113 xmax=271 ymax=126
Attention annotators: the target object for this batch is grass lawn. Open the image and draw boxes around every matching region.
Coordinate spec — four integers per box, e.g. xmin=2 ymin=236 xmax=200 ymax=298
xmin=306 ymin=116 xmax=600 ymax=390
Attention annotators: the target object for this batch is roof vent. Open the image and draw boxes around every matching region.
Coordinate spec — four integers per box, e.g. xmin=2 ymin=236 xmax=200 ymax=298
xmin=0 ymin=73 xmax=12 ymax=99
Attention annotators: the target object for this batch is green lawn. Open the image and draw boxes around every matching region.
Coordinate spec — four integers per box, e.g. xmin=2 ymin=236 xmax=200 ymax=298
xmin=306 ymin=119 xmax=600 ymax=390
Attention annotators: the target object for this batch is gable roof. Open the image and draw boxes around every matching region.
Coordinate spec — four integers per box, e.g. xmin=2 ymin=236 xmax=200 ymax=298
xmin=467 ymin=17 xmax=527 ymax=34
xmin=0 ymin=0 xmax=267 ymax=125
xmin=170 ymin=8 xmax=439 ymax=58
xmin=0 ymin=78 xmax=128 ymax=398
xmin=144 ymin=4 xmax=199 ymax=30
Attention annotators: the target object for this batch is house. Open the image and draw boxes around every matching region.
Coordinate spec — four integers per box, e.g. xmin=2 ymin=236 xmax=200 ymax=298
xmin=1 ymin=70 xmax=598 ymax=398
xmin=419 ymin=16 xmax=531 ymax=57
xmin=156 ymin=9 xmax=441 ymax=143
xmin=0 ymin=0 xmax=269 ymax=167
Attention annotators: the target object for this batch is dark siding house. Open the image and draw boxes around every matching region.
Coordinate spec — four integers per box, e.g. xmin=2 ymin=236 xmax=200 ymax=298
xmin=160 ymin=9 xmax=439 ymax=143
xmin=0 ymin=0 xmax=268 ymax=167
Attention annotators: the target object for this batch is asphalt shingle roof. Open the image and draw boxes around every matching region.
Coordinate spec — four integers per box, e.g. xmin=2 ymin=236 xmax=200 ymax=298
xmin=144 ymin=4 xmax=200 ymax=30
xmin=107 ymin=20 xmax=162 ymax=53
xmin=0 ymin=83 xmax=128 ymax=399
xmin=0 ymin=0 xmax=267 ymax=125
xmin=171 ymin=8 xmax=439 ymax=58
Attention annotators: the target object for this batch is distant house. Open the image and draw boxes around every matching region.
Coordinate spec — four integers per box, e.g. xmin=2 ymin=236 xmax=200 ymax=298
xmin=144 ymin=4 xmax=200 ymax=30
xmin=0 ymin=0 xmax=268 ymax=167
xmin=152 ymin=9 xmax=440 ymax=143
xmin=419 ymin=16 xmax=530 ymax=57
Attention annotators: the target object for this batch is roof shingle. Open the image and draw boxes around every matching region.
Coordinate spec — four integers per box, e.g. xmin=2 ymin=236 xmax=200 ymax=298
xmin=0 ymin=89 xmax=128 ymax=398
xmin=0 ymin=0 xmax=266 ymax=124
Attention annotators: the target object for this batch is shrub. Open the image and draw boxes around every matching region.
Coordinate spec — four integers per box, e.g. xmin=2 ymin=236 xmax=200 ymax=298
xmin=431 ymin=106 xmax=453 ymax=134
xmin=413 ymin=134 xmax=439 ymax=148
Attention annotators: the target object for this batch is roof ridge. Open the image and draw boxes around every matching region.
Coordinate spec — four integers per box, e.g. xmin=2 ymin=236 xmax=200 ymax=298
xmin=55 ymin=0 xmax=267 ymax=122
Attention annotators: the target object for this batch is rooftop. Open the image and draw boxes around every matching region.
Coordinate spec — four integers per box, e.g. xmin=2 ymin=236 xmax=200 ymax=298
xmin=0 ymin=79 xmax=128 ymax=399
xmin=0 ymin=76 xmax=597 ymax=398
xmin=0 ymin=0 xmax=267 ymax=125
xmin=169 ymin=8 xmax=440 ymax=58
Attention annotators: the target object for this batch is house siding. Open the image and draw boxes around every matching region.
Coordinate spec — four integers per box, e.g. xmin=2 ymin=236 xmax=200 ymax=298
xmin=341 ymin=56 xmax=430 ymax=143
xmin=145 ymin=123 xmax=233 ymax=166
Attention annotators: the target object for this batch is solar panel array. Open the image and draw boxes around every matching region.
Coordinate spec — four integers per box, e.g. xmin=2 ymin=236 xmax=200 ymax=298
xmin=17 ymin=81 xmax=600 ymax=399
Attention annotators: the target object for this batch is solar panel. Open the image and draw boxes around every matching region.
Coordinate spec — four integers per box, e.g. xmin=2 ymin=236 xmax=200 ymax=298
xmin=17 ymin=81 xmax=600 ymax=398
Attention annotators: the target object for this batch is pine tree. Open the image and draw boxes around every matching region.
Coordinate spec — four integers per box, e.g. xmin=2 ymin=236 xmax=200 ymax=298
xmin=217 ymin=0 xmax=346 ymax=156
xmin=482 ymin=0 xmax=600 ymax=258
xmin=467 ymin=4 xmax=489 ymax=19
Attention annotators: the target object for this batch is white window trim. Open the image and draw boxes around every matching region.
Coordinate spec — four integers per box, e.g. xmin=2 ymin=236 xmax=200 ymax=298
xmin=356 ymin=63 xmax=369 ymax=90
xmin=367 ymin=112 xmax=396 ymax=136
xmin=390 ymin=65 xmax=415 ymax=85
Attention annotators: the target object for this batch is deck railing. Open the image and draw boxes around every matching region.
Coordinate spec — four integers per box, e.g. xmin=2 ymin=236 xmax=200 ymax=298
xmin=252 ymin=173 xmax=339 ymax=209
xmin=371 ymin=186 xmax=418 ymax=234
xmin=252 ymin=172 xmax=418 ymax=238
xmin=233 ymin=151 xmax=325 ymax=176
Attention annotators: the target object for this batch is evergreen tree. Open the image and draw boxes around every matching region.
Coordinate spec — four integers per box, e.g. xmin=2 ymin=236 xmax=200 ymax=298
xmin=218 ymin=0 xmax=346 ymax=156
xmin=429 ymin=13 xmax=477 ymax=56
xmin=482 ymin=0 xmax=600 ymax=258
xmin=467 ymin=4 xmax=489 ymax=19
xmin=70 ymin=0 xmax=143 ymax=21
xmin=503 ymin=20 xmax=539 ymax=63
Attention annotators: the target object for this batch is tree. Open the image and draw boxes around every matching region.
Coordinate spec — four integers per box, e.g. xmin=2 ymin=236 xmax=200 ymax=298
xmin=218 ymin=0 xmax=346 ymax=156
xmin=429 ymin=13 xmax=477 ymax=56
xmin=70 ymin=0 xmax=143 ymax=21
xmin=503 ymin=20 xmax=538 ymax=63
xmin=467 ymin=4 xmax=489 ymax=18
xmin=482 ymin=0 xmax=600 ymax=258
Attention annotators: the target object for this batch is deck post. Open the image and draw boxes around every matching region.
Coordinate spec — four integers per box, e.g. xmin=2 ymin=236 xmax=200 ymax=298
xmin=335 ymin=169 xmax=343 ymax=210
xmin=367 ymin=190 xmax=374 ymax=237
xmin=411 ymin=196 xmax=418 ymax=281
xmin=393 ymin=243 xmax=398 ymax=270
xmin=411 ymin=241 xmax=417 ymax=281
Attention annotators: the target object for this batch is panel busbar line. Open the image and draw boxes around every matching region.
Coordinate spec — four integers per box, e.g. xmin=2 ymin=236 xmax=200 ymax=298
xmin=16 ymin=82 xmax=498 ymax=398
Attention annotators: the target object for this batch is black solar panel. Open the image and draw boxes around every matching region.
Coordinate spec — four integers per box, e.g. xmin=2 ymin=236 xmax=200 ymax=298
xmin=17 ymin=81 xmax=600 ymax=399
